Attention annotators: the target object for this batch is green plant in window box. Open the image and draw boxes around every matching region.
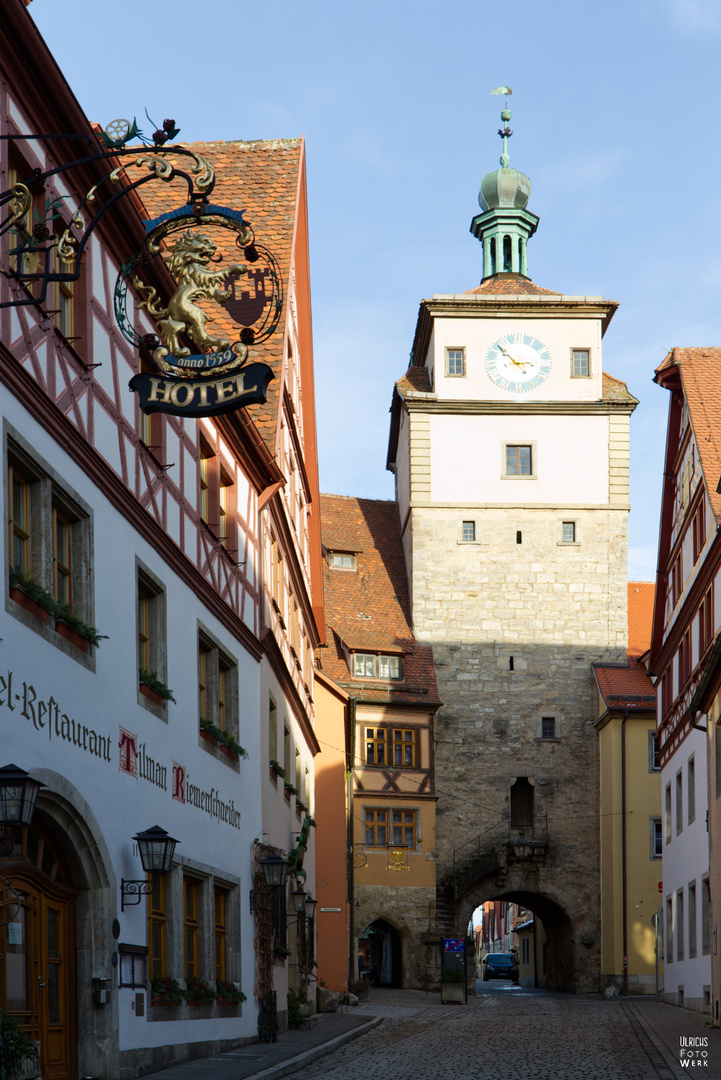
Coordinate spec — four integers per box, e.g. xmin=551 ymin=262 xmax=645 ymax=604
xmin=139 ymin=669 xmax=176 ymax=703
xmin=9 ymin=568 xmax=107 ymax=646
xmin=185 ymin=977 xmax=217 ymax=1004
xmin=306 ymin=817 xmax=317 ymax=828
xmin=440 ymin=969 xmax=466 ymax=984
xmin=0 ymin=1005 xmax=37 ymax=1076
xmin=284 ymin=783 xmax=299 ymax=797
xmin=199 ymin=718 xmax=247 ymax=758
xmin=273 ymin=943 xmax=292 ymax=961
xmin=150 ymin=975 xmax=187 ymax=1004
xmin=296 ymin=799 xmax=308 ymax=814
xmin=269 ymin=759 xmax=285 ymax=779
xmin=216 ymin=980 xmax=247 ymax=1003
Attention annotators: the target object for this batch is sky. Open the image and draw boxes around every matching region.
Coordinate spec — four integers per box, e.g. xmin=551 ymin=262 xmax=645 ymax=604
xmin=28 ymin=0 xmax=721 ymax=581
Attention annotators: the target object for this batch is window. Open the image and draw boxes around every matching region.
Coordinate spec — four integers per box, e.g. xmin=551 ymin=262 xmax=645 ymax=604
xmin=688 ymin=755 xmax=696 ymax=825
xmin=666 ymin=896 xmax=673 ymax=962
xmin=521 ymin=937 xmax=530 ymax=965
xmin=147 ymin=872 xmax=166 ymax=978
xmin=665 ymin=783 xmax=672 ymax=844
xmin=693 ymin=502 xmax=706 ymax=563
xmin=505 ymin=445 xmax=533 ymax=476
xmin=365 ymin=728 xmax=386 ymax=766
xmin=702 ymin=876 xmax=711 ymax=955
xmin=9 ymin=466 xmax=30 ymax=575
xmin=689 ymin=882 xmax=697 ymax=959
xmin=649 ymin=731 xmax=661 ymax=772
xmin=392 ymin=729 xmax=416 ymax=767
xmin=391 ymin=810 xmax=416 ymax=848
xmin=137 ymin=565 xmax=167 ymax=703
xmin=138 ymin=358 xmax=163 ymax=451
xmin=269 ymin=697 xmax=278 ymax=764
xmin=700 ymin=586 xmax=714 ymax=655
xmin=8 ymin=161 xmax=39 ymax=282
xmin=284 ymin=725 xmax=291 ymax=779
xmin=678 ymin=631 xmax=691 ymax=690
xmin=199 ymin=441 xmax=234 ymax=548
xmin=6 ymin=436 xmax=94 ymax=649
xmin=677 ymin=889 xmax=685 ymax=961
xmin=198 ymin=629 xmax=238 ymax=744
xmin=184 ymin=877 xmax=198 ymax=980
xmin=52 ymin=221 xmax=74 ymax=339
xmin=352 ymin=653 xmax=402 ymax=680
xmin=571 ymin=349 xmax=590 ymax=378
xmin=446 ymin=348 xmax=465 ymax=377
xmin=199 ymin=444 xmax=211 ymax=523
xmin=461 ymin=520 xmax=476 ymax=543
xmin=650 ymin=818 xmax=662 ymax=859
xmin=561 ymin=521 xmax=576 ymax=544
xmin=214 ymin=887 xmax=227 ymax=982
xmin=676 ymin=771 xmax=683 ymax=835
xmin=541 ymin=717 xmax=556 ymax=739
xmin=329 ymin=551 xmax=357 ymax=570
xmin=661 ymin=665 xmax=673 ymax=718
xmin=671 ymin=552 xmax=684 ymax=607
xmin=364 ymin=809 xmax=387 ymax=848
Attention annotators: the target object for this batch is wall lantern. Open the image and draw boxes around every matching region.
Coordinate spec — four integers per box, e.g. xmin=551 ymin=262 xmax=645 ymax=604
xmin=512 ymin=834 xmax=533 ymax=859
xmin=304 ymin=896 xmax=317 ymax=920
xmin=291 ymin=888 xmax=307 ymax=916
xmin=0 ymin=764 xmax=44 ymax=856
xmin=120 ymin=826 xmax=179 ymax=911
xmin=259 ymin=853 xmax=289 ymax=889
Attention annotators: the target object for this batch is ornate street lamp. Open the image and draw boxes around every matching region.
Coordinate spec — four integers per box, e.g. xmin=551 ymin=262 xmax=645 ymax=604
xmin=0 ymin=764 xmax=44 ymax=856
xmin=259 ymin=853 xmax=289 ymax=889
xmin=291 ymin=888 xmax=307 ymax=916
xmin=512 ymin=834 xmax=533 ymax=859
xmin=304 ymin=896 xmax=317 ymax=920
xmin=120 ymin=826 xmax=179 ymax=910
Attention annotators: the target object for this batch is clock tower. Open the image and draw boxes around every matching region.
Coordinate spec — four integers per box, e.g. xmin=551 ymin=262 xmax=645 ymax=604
xmin=387 ymin=104 xmax=638 ymax=992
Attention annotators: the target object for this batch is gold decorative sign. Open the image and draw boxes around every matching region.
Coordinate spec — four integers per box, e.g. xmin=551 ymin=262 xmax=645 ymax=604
xmin=386 ymin=849 xmax=411 ymax=872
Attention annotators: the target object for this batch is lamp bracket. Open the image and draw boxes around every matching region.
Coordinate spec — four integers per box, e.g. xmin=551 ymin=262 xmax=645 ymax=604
xmin=120 ymin=878 xmax=154 ymax=912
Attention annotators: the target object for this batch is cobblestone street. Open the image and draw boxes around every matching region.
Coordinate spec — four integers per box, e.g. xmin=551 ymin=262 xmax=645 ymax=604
xmin=287 ymin=984 xmax=721 ymax=1080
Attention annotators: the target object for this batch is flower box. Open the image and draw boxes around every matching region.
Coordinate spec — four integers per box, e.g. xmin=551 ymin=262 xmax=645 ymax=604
xmin=270 ymin=765 xmax=279 ymax=782
xmin=441 ymin=982 xmax=465 ymax=1004
xmin=219 ymin=743 xmax=237 ymax=759
xmin=140 ymin=682 xmax=165 ymax=707
xmin=200 ymin=729 xmax=219 ymax=747
xmin=284 ymin=787 xmax=291 ymax=801
xmin=9 ymin=585 xmax=49 ymax=625
xmin=55 ymin=618 xmax=90 ymax=653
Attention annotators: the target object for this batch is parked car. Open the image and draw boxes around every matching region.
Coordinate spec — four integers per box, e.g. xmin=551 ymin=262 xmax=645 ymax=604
xmin=482 ymin=952 xmax=519 ymax=983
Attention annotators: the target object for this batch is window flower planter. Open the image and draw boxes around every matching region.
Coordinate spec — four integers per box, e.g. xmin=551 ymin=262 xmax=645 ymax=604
xmin=200 ymin=729 xmax=219 ymax=747
xmin=140 ymin=682 xmax=165 ymax=707
xmin=9 ymin=585 xmax=49 ymax=625
xmin=55 ymin=618 xmax=90 ymax=653
xmin=219 ymin=743 xmax=237 ymax=759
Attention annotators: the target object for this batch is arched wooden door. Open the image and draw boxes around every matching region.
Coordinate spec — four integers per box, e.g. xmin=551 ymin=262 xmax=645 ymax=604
xmin=1 ymin=866 xmax=77 ymax=1080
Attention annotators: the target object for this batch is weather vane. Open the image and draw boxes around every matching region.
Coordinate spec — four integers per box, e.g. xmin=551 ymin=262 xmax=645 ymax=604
xmin=490 ymin=85 xmax=513 ymax=167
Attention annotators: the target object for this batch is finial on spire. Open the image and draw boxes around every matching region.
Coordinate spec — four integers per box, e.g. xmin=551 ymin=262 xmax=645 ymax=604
xmin=490 ymin=85 xmax=513 ymax=167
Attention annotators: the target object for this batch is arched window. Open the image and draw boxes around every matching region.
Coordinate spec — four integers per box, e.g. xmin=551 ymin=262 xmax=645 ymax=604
xmin=503 ymin=235 xmax=512 ymax=272
xmin=490 ymin=238 xmax=496 ymax=275
xmin=510 ymin=777 xmax=534 ymax=827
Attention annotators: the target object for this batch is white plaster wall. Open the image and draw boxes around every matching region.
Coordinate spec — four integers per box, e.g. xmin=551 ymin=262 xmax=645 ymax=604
xmin=661 ymin=729 xmax=711 ymax=1008
xmin=430 ymin=413 xmax=609 ymax=505
xmin=430 ymin=314 xmax=604 ymax=403
xmin=2 ymin=397 xmax=263 ymax=1047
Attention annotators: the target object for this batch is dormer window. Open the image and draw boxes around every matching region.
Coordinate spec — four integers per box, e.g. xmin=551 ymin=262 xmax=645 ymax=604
xmin=329 ymin=551 xmax=356 ymax=570
xmin=352 ymin=652 xmax=402 ymax=680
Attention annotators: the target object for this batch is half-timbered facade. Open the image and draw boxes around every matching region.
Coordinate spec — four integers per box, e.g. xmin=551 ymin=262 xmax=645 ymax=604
xmin=650 ymin=347 xmax=719 ymax=1013
xmin=317 ymin=495 xmax=440 ymax=990
xmin=0 ymin=1 xmax=323 ymax=1074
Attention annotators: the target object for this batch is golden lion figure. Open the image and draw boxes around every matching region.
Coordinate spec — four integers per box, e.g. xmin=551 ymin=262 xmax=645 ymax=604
xmin=133 ymin=230 xmax=246 ymax=357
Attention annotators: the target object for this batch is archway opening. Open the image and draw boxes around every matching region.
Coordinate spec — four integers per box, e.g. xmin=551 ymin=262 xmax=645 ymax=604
xmin=467 ymin=889 xmax=575 ymax=992
xmin=358 ymin=918 xmax=402 ymax=987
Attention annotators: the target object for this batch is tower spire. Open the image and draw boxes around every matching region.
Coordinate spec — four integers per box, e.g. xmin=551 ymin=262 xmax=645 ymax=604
xmin=471 ymin=87 xmax=539 ymax=280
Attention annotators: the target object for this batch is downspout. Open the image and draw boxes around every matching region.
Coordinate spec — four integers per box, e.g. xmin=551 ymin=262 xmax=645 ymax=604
xmin=532 ymin=915 xmax=538 ymax=989
xmin=347 ymin=696 xmax=357 ymax=988
xmin=622 ymin=710 xmax=629 ymax=997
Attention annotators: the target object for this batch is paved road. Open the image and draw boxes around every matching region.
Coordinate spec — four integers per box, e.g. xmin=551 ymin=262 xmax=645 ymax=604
xmin=286 ymin=981 xmax=721 ymax=1080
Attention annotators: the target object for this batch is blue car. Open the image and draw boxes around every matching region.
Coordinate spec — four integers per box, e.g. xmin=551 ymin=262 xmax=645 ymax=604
xmin=482 ymin=953 xmax=519 ymax=983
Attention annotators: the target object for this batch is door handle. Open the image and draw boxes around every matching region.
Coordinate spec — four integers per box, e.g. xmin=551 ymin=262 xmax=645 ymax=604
xmin=38 ymin=978 xmax=45 ymax=1000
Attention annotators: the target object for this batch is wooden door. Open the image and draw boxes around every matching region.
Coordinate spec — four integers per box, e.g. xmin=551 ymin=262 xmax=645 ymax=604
xmin=1 ymin=871 xmax=76 ymax=1080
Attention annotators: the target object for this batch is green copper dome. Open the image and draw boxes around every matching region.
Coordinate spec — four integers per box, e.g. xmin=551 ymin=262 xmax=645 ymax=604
xmin=479 ymin=167 xmax=531 ymax=211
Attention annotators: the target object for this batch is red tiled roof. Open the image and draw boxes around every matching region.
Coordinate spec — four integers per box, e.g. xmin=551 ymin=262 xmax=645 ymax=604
xmin=133 ymin=138 xmax=303 ymax=452
xmin=602 ymin=372 xmax=638 ymax=405
xmin=655 ymin=348 xmax=721 ymax=522
xmin=628 ymin=582 xmax=655 ymax=660
xmin=464 ymin=273 xmax=560 ymax=296
xmin=396 ymin=367 xmax=432 ymax=394
xmin=318 ymin=495 xmax=440 ymax=704
xmin=593 ymin=659 xmax=656 ymax=709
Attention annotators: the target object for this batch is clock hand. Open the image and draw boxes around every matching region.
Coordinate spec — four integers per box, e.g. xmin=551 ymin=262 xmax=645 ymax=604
xmin=499 ymin=344 xmax=533 ymax=370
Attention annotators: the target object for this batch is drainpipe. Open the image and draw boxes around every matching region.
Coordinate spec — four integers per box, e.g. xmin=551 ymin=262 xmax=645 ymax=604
xmin=347 ymin=696 xmax=357 ymax=988
xmin=622 ymin=710 xmax=629 ymax=997
xmin=532 ymin=914 xmax=538 ymax=989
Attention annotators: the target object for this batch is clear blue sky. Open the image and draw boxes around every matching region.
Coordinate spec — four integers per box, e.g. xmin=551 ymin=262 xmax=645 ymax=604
xmin=30 ymin=0 xmax=721 ymax=581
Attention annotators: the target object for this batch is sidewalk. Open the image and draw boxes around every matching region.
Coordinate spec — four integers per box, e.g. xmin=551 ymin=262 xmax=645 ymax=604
xmin=138 ymin=987 xmax=478 ymax=1080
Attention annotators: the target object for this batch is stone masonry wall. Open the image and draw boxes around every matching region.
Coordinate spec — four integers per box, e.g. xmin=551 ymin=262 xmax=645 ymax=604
xmin=408 ymin=505 xmax=629 ymax=991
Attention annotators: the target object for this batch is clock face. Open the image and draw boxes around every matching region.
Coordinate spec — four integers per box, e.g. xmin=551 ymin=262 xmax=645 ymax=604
xmin=485 ymin=333 xmax=552 ymax=392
